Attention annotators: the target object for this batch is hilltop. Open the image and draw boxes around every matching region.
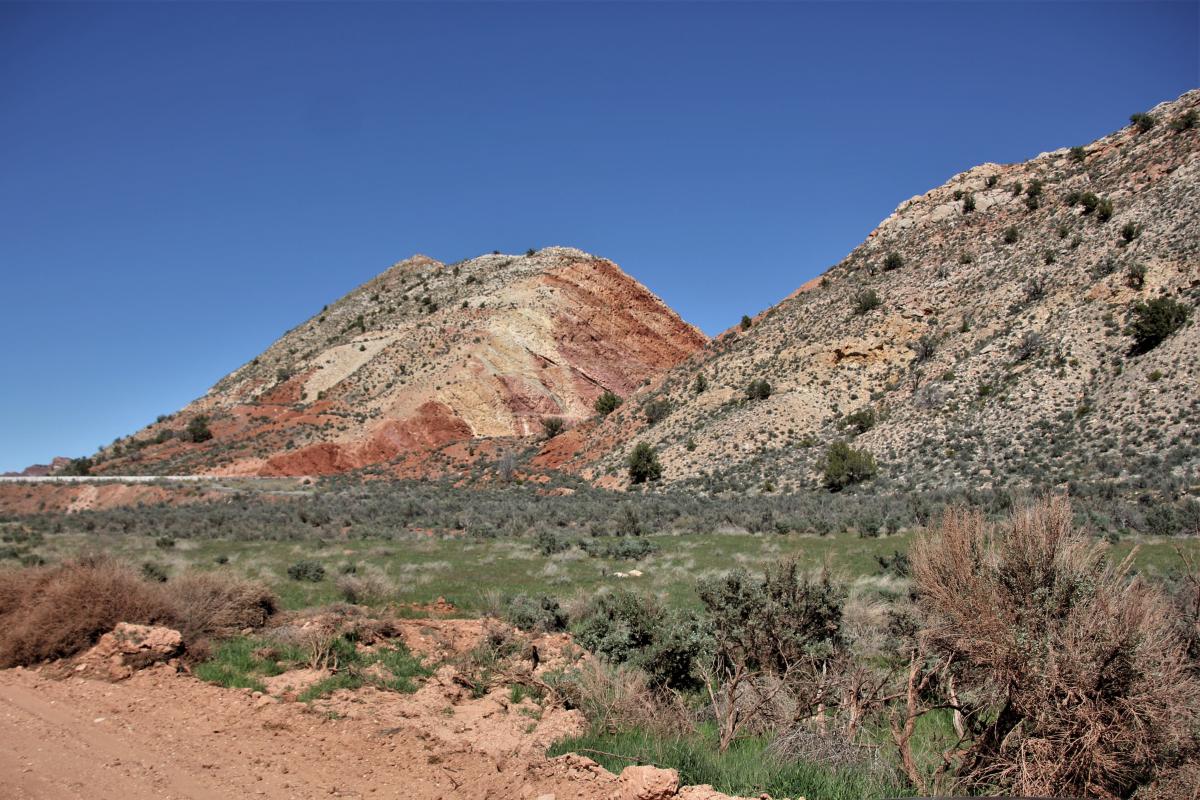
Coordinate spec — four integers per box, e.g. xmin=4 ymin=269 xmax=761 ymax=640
xmin=551 ymin=91 xmax=1200 ymax=496
xmin=91 ymin=247 xmax=705 ymax=476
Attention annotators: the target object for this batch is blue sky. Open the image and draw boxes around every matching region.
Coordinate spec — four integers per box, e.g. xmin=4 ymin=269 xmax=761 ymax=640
xmin=1 ymin=2 xmax=1196 ymax=471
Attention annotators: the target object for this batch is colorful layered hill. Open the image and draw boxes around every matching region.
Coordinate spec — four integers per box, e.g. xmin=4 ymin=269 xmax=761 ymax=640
xmin=95 ymin=248 xmax=706 ymax=476
xmin=552 ymin=90 xmax=1200 ymax=494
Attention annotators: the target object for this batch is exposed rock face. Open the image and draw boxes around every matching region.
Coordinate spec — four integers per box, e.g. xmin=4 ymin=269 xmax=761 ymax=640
xmin=72 ymin=623 xmax=183 ymax=681
xmin=561 ymin=90 xmax=1200 ymax=493
xmin=1 ymin=456 xmax=71 ymax=477
xmin=94 ymin=248 xmax=706 ymax=476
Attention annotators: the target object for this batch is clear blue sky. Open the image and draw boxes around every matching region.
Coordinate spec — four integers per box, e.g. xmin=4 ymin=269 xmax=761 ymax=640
xmin=1 ymin=2 xmax=1196 ymax=471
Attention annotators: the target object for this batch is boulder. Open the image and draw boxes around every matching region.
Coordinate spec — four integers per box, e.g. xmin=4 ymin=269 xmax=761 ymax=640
xmin=618 ymin=764 xmax=680 ymax=800
xmin=73 ymin=623 xmax=183 ymax=681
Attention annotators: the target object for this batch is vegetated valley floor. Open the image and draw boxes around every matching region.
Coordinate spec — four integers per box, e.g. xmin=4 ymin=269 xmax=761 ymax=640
xmin=22 ymin=523 xmax=1197 ymax=613
xmin=5 ymin=477 xmax=1197 ymax=612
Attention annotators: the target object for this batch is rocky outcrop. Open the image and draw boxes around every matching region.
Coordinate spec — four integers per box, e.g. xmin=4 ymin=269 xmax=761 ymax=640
xmin=1 ymin=456 xmax=71 ymax=477
xmin=71 ymin=623 xmax=183 ymax=681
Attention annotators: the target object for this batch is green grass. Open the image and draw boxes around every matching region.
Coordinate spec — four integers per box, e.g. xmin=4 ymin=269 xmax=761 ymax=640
xmin=194 ymin=634 xmax=432 ymax=700
xmin=33 ymin=527 xmax=1197 ymax=614
xmin=548 ymin=724 xmax=911 ymax=800
xmin=365 ymin=642 xmax=431 ymax=692
xmin=297 ymin=671 xmax=363 ymax=702
xmin=192 ymin=636 xmax=301 ymax=692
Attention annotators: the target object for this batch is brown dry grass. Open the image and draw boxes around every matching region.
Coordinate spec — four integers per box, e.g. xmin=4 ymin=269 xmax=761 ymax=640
xmin=0 ymin=557 xmax=277 ymax=668
xmin=912 ymin=496 xmax=1200 ymax=799
xmin=169 ymin=572 xmax=278 ymax=647
xmin=549 ymin=658 xmax=692 ymax=737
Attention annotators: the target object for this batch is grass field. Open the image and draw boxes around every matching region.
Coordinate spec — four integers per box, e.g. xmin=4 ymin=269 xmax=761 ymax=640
xmin=27 ymin=526 xmax=1199 ymax=612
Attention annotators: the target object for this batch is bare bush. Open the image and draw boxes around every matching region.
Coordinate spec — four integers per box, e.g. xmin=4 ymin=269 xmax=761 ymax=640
xmin=0 ymin=558 xmax=277 ymax=668
xmin=169 ymin=572 xmax=277 ymax=645
xmin=911 ymin=497 xmax=1200 ymax=798
xmin=335 ymin=567 xmax=395 ymax=605
xmin=0 ymin=557 xmax=175 ymax=667
xmin=548 ymin=658 xmax=692 ymax=736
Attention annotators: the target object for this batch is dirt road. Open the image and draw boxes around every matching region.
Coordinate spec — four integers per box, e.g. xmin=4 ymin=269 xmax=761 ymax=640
xmin=0 ymin=665 xmax=621 ymax=800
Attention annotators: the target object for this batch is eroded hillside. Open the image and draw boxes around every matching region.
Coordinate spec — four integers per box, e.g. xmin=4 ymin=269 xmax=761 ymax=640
xmin=93 ymin=248 xmax=705 ymax=476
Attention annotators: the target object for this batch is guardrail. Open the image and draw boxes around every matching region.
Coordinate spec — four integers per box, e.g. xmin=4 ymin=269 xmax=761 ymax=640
xmin=0 ymin=475 xmax=278 ymax=483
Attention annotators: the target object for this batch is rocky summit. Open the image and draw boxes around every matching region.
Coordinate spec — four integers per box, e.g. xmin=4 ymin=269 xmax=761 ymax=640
xmin=95 ymin=247 xmax=706 ymax=476
xmin=550 ymin=90 xmax=1200 ymax=494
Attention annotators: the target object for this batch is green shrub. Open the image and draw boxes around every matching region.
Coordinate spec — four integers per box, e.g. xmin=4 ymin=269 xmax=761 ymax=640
xmin=746 ymin=379 xmax=772 ymax=401
xmin=644 ymin=398 xmax=671 ymax=425
xmin=1002 ymin=226 xmax=1019 ymax=244
xmin=1096 ymin=197 xmax=1114 ymax=222
xmin=909 ymin=334 xmax=936 ymax=364
xmin=820 ymin=441 xmax=878 ymax=491
xmin=504 ymin=593 xmax=568 ymax=633
xmin=740 ymin=314 xmax=753 ymax=331
xmin=186 ymin=415 xmax=213 ymax=443
xmin=985 ymin=174 xmax=999 ymax=188
xmin=580 ymin=537 xmax=659 ymax=560
xmin=61 ymin=457 xmax=92 ymax=476
xmin=572 ymin=590 xmax=706 ymax=689
xmin=843 ymin=407 xmax=876 ymax=434
xmin=1169 ymin=109 xmax=1197 ymax=132
xmin=882 ymin=251 xmax=904 ymax=271
xmin=627 ymin=442 xmax=662 ymax=484
xmin=286 ymin=560 xmax=326 ymax=582
xmin=1126 ymin=263 xmax=1147 ymax=289
xmin=1130 ymin=112 xmax=1156 ymax=132
xmin=1024 ymin=179 xmax=1043 ymax=210
xmin=1069 ymin=145 xmax=1087 ymax=162
xmin=693 ymin=374 xmax=708 ymax=394
xmin=852 ymin=288 xmax=881 ymax=315
xmin=534 ymin=528 xmax=571 ymax=555
xmin=594 ymin=391 xmax=623 ymax=416
xmin=961 ymin=193 xmax=975 ymax=213
xmin=699 ymin=562 xmax=844 ymax=676
xmin=541 ymin=416 xmax=565 ymax=438
xmin=1126 ymin=296 xmax=1192 ymax=354
xmin=1120 ymin=222 xmax=1140 ymax=243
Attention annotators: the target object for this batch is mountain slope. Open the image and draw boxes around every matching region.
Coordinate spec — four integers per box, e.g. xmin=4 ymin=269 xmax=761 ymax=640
xmin=97 ymin=248 xmax=706 ymax=476
xmin=557 ymin=91 xmax=1200 ymax=494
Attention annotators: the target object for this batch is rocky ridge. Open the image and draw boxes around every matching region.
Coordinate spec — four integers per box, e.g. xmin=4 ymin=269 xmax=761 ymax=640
xmin=554 ymin=90 xmax=1200 ymax=495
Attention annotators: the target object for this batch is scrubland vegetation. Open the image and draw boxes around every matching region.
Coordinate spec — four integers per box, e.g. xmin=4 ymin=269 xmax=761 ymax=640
xmin=2 ymin=486 xmax=1198 ymax=798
